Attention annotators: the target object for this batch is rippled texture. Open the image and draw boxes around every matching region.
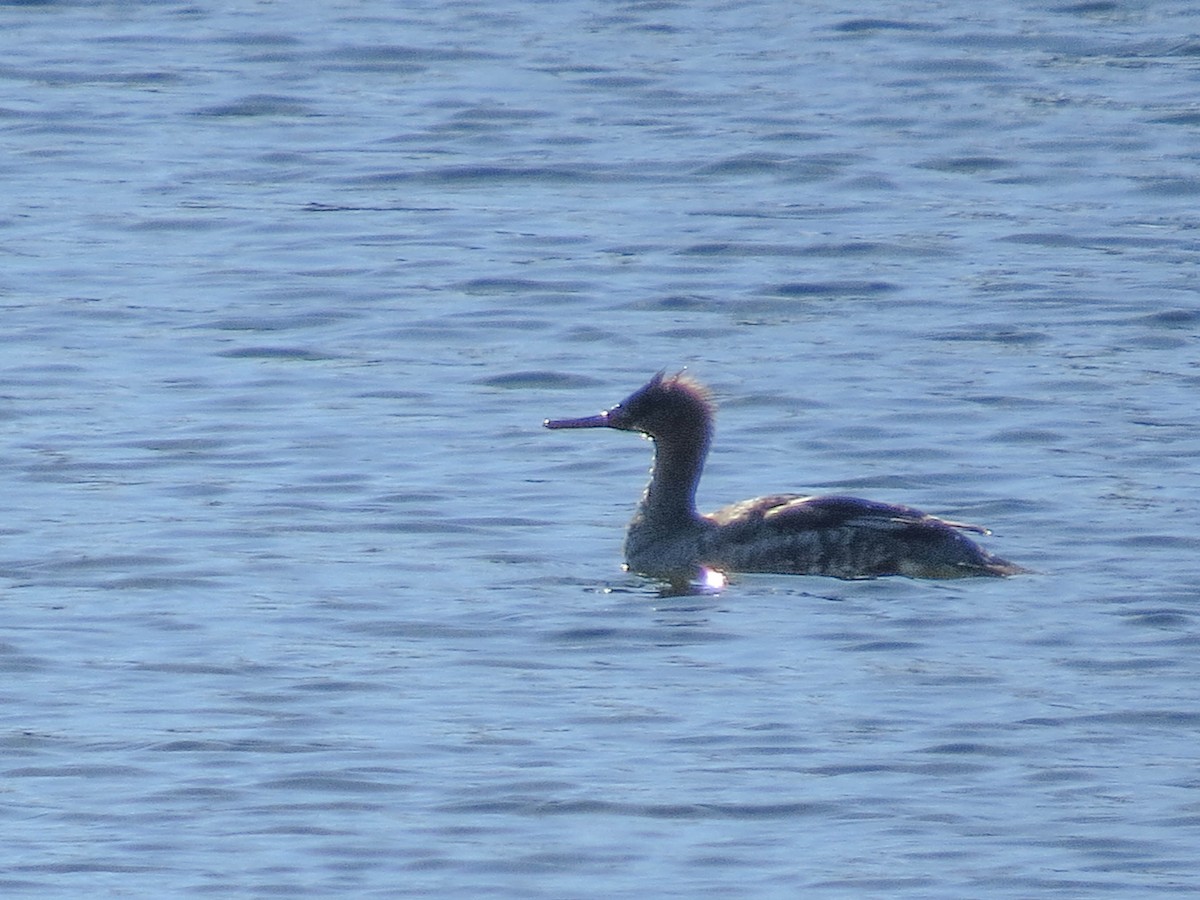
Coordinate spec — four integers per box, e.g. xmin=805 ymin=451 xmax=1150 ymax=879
xmin=2 ymin=1 xmax=1199 ymax=896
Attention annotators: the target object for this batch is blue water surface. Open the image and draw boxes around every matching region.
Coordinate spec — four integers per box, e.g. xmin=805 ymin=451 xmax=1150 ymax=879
xmin=2 ymin=1 xmax=1199 ymax=896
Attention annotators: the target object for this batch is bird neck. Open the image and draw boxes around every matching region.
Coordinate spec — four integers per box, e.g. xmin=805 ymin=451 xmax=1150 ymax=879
xmin=637 ymin=429 xmax=709 ymax=525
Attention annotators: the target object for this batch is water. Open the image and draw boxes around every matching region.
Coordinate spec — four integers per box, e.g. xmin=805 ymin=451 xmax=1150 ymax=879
xmin=2 ymin=0 xmax=1199 ymax=895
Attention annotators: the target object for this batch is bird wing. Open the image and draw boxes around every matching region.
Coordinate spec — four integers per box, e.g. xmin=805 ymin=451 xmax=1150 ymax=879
xmin=708 ymin=494 xmax=990 ymax=535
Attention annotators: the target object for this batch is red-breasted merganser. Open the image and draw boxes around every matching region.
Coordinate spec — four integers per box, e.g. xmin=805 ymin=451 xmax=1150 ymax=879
xmin=544 ymin=371 xmax=1025 ymax=585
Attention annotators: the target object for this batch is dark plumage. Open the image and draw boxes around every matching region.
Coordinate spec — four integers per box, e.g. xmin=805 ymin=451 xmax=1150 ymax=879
xmin=545 ymin=371 xmax=1026 ymax=586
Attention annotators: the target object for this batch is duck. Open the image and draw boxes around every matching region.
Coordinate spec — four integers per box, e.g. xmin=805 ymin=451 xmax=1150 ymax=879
xmin=544 ymin=371 xmax=1025 ymax=586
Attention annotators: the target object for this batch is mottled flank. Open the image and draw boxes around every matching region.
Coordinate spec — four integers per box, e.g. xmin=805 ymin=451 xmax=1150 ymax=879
xmin=703 ymin=495 xmax=1023 ymax=580
xmin=546 ymin=372 xmax=1026 ymax=587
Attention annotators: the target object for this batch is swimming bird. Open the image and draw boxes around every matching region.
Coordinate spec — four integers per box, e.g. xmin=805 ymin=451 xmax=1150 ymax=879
xmin=544 ymin=371 xmax=1025 ymax=585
